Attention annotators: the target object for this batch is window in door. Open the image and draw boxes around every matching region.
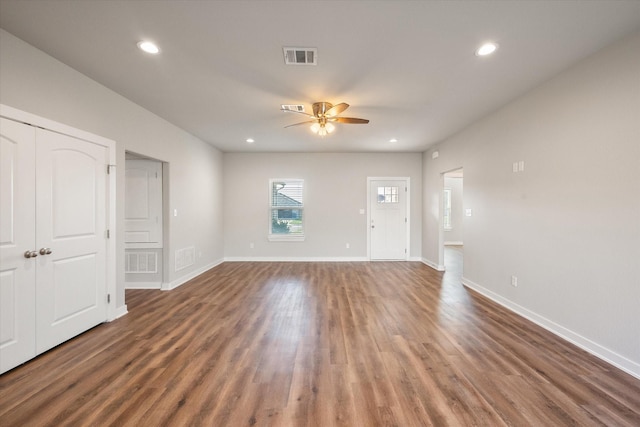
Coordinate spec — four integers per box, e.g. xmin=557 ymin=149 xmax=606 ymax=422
xmin=377 ymin=186 xmax=399 ymax=203
xmin=269 ymin=179 xmax=304 ymax=241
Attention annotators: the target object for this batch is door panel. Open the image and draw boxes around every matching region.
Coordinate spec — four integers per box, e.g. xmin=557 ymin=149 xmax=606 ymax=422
xmin=125 ymin=160 xmax=162 ymax=246
xmin=35 ymin=128 xmax=107 ymax=354
xmin=0 ymin=118 xmax=36 ymax=373
xmin=370 ymin=180 xmax=407 ymax=260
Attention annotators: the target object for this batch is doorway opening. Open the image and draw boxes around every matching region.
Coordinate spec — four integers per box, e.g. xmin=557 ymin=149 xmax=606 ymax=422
xmin=440 ymin=168 xmax=463 ymax=275
xmin=124 ymin=152 xmax=167 ymax=289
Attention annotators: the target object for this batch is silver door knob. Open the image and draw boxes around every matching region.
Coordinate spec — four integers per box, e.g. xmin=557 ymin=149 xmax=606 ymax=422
xmin=371 ymin=225 xmax=375 ymax=228
xmin=24 ymin=250 xmax=38 ymax=258
xmin=39 ymin=248 xmax=52 ymax=255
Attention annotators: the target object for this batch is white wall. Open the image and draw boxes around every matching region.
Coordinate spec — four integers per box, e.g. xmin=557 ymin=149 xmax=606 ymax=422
xmin=444 ymin=176 xmax=464 ymax=244
xmin=422 ymin=32 xmax=640 ymax=377
xmin=224 ymin=152 xmax=422 ymax=260
xmin=0 ymin=29 xmax=225 ymax=312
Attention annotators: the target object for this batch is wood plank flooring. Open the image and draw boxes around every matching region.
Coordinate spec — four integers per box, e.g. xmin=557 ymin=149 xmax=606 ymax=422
xmin=1 ymin=256 xmax=639 ymax=426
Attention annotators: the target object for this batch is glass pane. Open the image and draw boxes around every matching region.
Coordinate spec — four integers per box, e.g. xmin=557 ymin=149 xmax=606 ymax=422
xmin=272 ymin=181 xmax=303 ymax=207
xmin=443 ymin=189 xmax=452 ymax=229
xmin=271 ymin=209 xmax=304 ymax=234
xmin=377 ymin=186 xmax=399 ymax=204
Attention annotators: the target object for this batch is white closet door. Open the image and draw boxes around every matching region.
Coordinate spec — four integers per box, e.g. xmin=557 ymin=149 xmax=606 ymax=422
xmin=35 ymin=128 xmax=108 ymax=354
xmin=0 ymin=118 xmax=37 ymax=373
xmin=125 ymin=159 xmax=162 ymax=247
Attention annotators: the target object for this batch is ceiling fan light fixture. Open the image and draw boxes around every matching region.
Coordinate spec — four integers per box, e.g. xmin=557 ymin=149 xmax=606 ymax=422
xmin=310 ymin=122 xmax=335 ymax=136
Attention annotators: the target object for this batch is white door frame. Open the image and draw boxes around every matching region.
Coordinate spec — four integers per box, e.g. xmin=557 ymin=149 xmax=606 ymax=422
xmin=0 ymin=104 xmax=119 ymax=321
xmin=367 ymin=176 xmax=410 ymax=260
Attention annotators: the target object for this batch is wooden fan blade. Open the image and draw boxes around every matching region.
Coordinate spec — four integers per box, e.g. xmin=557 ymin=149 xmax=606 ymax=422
xmin=284 ymin=120 xmax=317 ymax=128
xmin=330 ymin=117 xmax=369 ymax=124
xmin=280 ymin=109 xmax=314 ymax=117
xmin=325 ymin=102 xmax=349 ymax=117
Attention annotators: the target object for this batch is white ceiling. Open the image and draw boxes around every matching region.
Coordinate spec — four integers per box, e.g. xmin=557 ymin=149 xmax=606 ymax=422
xmin=1 ymin=0 xmax=639 ymax=153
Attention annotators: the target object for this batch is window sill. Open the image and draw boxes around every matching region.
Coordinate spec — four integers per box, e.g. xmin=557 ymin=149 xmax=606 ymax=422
xmin=268 ymin=234 xmax=305 ymax=242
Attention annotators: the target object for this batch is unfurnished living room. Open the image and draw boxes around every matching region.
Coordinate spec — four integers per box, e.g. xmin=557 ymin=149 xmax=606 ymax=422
xmin=0 ymin=1 xmax=639 ymax=426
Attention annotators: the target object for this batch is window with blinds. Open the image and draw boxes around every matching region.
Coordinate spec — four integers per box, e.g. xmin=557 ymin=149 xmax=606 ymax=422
xmin=269 ymin=179 xmax=305 ymax=241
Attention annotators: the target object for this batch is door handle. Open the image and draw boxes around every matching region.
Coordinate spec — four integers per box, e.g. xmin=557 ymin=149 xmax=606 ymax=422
xmin=24 ymin=250 xmax=38 ymax=259
xmin=371 ymin=225 xmax=375 ymax=229
xmin=39 ymin=248 xmax=53 ymax=255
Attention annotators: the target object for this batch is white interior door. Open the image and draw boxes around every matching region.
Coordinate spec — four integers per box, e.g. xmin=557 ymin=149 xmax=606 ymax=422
xmin=370 ymin=179 xmax=407 ymax=260
xmin=0 ymin=118 xmax=37 ymax=373
xmin=125 ymin=159 xmax=162 ymax=247
xmin=35 ymin=128 xmax=108 ymax=354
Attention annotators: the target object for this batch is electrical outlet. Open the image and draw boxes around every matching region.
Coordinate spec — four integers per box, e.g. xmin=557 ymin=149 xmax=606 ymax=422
xmin=346 ymin=243 xmax=350 ymax=249
xmin=249 ymin=242 xmax=254 ymax=249
xmin=511 ymin=275 xmax=518 ymax=287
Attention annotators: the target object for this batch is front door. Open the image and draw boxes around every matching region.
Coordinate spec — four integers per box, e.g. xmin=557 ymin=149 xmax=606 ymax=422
xmin=35 ymin=128 xmax=108 ymax=354
xmin=370 ymin=179 xmax=407 ymax=260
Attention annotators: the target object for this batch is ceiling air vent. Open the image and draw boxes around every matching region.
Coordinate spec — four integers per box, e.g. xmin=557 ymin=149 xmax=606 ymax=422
xmin=283 ymin=47 xmax=317 ymax=65
xmin=281 ymin=104 xmax=305 ymax=113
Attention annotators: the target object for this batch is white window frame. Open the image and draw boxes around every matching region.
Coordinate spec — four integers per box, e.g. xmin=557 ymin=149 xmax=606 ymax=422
xmin=443 ymin=188 xmax=452 ymax=231
xmin=268 ymin=178 xmax=305 ymax=242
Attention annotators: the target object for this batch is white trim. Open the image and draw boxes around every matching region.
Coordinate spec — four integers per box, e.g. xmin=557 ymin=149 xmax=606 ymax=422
xmin=461 ymin=277 xmax=640 ymax=380
xmin=1 ymin=104 xmax=118 ymax=323
xmin=421 ymin=258 xmax=445 ymax=271
xmin=224 ymin=257 xmax=369 ymax=262
xmin=407 ymin=256 xmax=422 ymax=262
xmin=125 ymin=282 xmax=161 ymax=289
xmin=444 ymin=241 xmax=464 ymax=246
xmin=267 ymin=235 xmax=305 ymax=242
xmin=109 ymin=305 xmax=128 ymax=322
xmin=367 ymin=177 xmax=410 ymax=261
xmin=162 ymin=258 xmax=224 ymax=291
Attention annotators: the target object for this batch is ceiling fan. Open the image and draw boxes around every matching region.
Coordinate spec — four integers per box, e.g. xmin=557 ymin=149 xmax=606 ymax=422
xmin=282 ymin=102 xmax=369 ymax=136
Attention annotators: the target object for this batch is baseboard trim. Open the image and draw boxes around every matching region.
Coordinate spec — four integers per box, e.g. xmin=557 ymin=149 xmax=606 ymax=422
xmin=124 ymin=281 xmax=161 ymax=290
xmin=461 ymin=276 xmax=640 ymax=380
xmin=224 ymin=256 xmax=370 ymax=262
xmin=108 ymin=304 xmax=128 ymax=322
xmin=162 ymin=258 xmax=225 ymax=291
xmin=421 ymin=258 xmax=445 ymax=271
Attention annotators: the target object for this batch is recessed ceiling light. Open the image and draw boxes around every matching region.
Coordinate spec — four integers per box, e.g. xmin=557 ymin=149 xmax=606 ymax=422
xmin=137 ymin=41 xmax=160 ymax=54
xmin=389 ymin=138 xmax=398 ymax=143
xmin=476 ymin=42 xmax=498 ymax=56
xmin=246 ymin=138 xmax=255 ymax=143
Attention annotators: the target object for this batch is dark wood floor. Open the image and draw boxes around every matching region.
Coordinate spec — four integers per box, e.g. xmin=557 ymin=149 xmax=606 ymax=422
xmin=1 ymin=253 xmax=639 ymax=426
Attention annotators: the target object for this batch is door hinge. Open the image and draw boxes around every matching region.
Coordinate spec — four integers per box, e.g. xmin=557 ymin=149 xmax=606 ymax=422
xmin=405 ymin=248 xmax=407 ymax=254
xmin=405 ymin=217 xmax=407 ymax=223
xmin=106 ymin=229 xmax=110 ymax=239
xmin=107 ymin=294 xmax=111 ymax=304
xmin=107 ymin=164 xmax=116 ymax=174
xmin=155 ymin=172 xmax=158 ymax=178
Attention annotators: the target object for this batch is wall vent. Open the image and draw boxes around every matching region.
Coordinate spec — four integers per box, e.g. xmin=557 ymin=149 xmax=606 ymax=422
xmin=125 ymin=252 xmax=158 ymax=273
xmin=281 ymin=104 xmax=305 ymax=113
xmin=283 ymin=47 xmax=317 ymax=65
xmin=175 ymin=246 xmax=195 ymax=271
